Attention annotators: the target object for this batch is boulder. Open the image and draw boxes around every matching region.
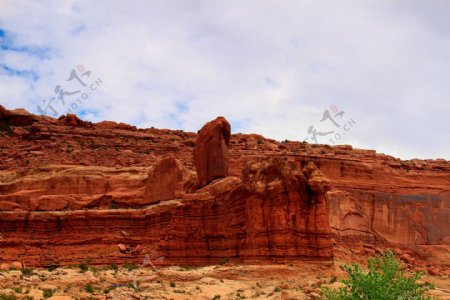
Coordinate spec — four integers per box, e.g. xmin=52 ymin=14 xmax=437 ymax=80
xmin=117 ymin=244 xmax=128 ymax=253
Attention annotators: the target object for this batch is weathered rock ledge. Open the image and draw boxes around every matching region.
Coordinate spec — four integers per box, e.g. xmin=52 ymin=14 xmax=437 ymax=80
xmin=0 ymin=105 xmax=449 ymax=271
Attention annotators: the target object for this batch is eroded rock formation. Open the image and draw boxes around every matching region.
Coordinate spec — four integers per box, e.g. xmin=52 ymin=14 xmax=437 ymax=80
xmin=193 ymin=116 xmax=231 ymax=187
xmin=58 ymin=114 xmax=92 ymax=127
xmin=143 ymin=154 xmax=196 ymax=204
xmin=0 ymin=105 xmax=36 ymax=127
xmin=0 ymin=156 xmax=333 ymax=266
xmin=0 ymin=107 xmax=449 ymax=271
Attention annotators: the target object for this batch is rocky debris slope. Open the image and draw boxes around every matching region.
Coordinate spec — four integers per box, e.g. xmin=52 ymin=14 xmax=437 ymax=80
xmin=0 ymin=105 xmax=449 ymax=272
xmin=0 ymin=262 xmax=448 ymax=299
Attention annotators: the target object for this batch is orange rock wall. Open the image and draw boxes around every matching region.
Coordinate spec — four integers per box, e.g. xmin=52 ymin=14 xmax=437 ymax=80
xmin=1 ymin=106 xmax=449 ymax=267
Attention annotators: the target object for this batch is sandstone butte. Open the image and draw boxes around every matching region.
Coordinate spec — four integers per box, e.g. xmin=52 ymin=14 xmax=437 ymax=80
xmin=0 ymin=105 xmax=449 ymax=275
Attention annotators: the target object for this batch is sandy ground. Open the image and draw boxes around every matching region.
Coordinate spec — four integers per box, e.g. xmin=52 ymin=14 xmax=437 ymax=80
xmin=0 ymin=261 xmax=449 ymax=300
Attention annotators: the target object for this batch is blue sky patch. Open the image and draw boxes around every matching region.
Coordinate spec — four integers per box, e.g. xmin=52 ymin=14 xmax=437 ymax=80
xmin=0 ymin=28 xmax=51 ymax=59
xmin=231 ymin=118 xmax=251 ymax=133
xmin=0 ymin=64 xmax=39 ymax=81
xmin=175 ymin=101 xmax=189 ymax=113
xmin=77 ymin=109 xmax=99 ymax=119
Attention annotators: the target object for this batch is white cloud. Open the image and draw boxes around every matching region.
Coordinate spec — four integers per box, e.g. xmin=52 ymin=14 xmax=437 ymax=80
xmin=0 ymin=0 xmax=449 ymax=159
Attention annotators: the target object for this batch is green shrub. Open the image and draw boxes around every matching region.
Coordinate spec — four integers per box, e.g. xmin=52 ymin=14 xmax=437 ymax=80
xmin=46 ymin=263 xmax=59 ymax=272
xmin=79 ymin=261 xmax=89 ymax=273
xmin=21 ymin=268 xmax=33 ymax=277
xmin=90 ymin=266 xmax=99 ymax=275
xmin=42 ymin=289 xmax=54 ymax=299
xmin=106 ymin=263 xmax=118 ymax=272
xmin=0 ymin=294 xmax=16 ymax=300
xmin=85 ymin=283 xmax=94 ymax=294
xmin=322 ymin=250 xmax=433 ymax=300
xmin=123 ymin=262 xmax=137 ymax=271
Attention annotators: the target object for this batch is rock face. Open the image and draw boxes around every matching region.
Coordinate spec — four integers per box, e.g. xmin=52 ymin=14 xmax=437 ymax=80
xmin=193 ymin=116 xmax=231 ymax=187
xmin=0 ymin=156 xmax=333 ymax=266
xmin=240 ymin=157 xmax=333 ymax=259
xmin=143 ymin=154 xmax=196 ymax=204
xmin=0 ymin=106 xmax=449 ymax=270
xmin=0 ymin=105 xmax=36 ymax=126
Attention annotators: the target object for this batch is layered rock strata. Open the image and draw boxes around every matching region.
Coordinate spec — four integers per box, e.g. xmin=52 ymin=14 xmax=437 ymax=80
xmin=0 ymin=106 xmax=449 ymax=269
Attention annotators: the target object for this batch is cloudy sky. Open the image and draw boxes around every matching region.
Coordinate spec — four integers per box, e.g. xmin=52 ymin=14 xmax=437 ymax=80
xmin=0 ymin=1 xmax=449 ymax=160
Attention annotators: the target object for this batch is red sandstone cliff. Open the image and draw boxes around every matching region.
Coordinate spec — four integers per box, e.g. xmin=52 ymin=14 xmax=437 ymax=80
xmin=0 ymin=105 xmax=449 ymax=272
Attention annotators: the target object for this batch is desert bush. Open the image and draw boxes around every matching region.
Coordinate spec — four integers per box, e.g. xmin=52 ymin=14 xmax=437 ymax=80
xmin=322 ymin=250 xmax=432 ymax=300
xmin=46 ymin=263 xmax=59 ymax=272
xmin=90 ymin=266 xmax=99 ymax=275
xmin=79 ymin=261 xmax=89 ymax=273
xmin=85 ymin=283 xmax=94 ymax=294
xmin=123 ymin=262 xmax=137 ymax=271
xmin=106 ymin=263 xmax=118 ymax=272
xmin=42 ymin=289 xmax=54 ymax=299
xmin=21 ymin=268 xmax=33 ymax=277
xmin=0 ymin=294 xmax=15 ymax=300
